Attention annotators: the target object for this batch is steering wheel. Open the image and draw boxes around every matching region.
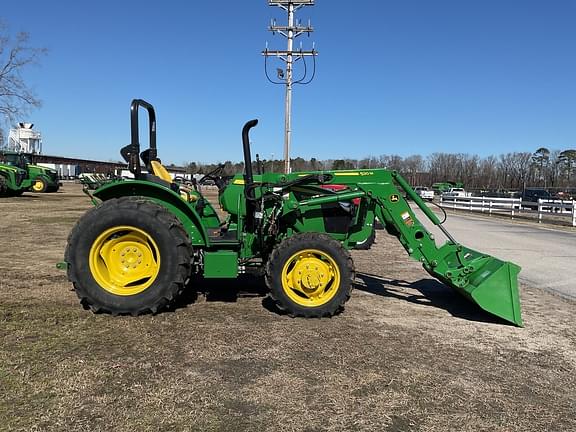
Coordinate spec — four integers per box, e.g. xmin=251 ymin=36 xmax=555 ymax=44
xmin=198 ymin=164 xmax=226 ymax=189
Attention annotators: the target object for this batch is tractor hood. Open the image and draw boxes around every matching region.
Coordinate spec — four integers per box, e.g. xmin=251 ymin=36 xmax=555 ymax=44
xmin=29 ymin=164 xmax=58 ymax=174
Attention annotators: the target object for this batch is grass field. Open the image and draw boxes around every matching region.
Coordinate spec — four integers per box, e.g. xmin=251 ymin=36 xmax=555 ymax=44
xmin=1 ymin=183 xmax=575 ymax=431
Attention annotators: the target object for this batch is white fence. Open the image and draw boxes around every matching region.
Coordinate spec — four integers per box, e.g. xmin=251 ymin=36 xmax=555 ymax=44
xmin=439 ymin=196 xmax=521 ymax=215
xmin=537 ymin=200 xmax=576 ymax=226
xmin=439 ymin=195 xmax=576 ymax=227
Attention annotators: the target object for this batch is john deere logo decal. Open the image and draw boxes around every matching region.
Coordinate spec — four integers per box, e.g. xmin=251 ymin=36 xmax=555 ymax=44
xmin=390 ymin=194 xmax=399 ymax=203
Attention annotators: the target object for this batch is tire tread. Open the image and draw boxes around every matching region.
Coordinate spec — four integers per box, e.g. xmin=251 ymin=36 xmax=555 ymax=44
xmin=265 ymin=232 xmax=355 ymax=318
xmin=65 ymin=197 xmax=192 ymax=316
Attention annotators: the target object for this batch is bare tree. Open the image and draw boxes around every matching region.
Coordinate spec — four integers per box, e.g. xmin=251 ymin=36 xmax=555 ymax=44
xmin=403 ymin=155 xmax=425 ymax=185
xmin=0 ymin=22 xmax=47 ymax=124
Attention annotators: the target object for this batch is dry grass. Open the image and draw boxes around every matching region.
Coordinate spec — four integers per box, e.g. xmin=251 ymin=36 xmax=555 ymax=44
xmin=0 ymin=183 xmax=575 ymax=431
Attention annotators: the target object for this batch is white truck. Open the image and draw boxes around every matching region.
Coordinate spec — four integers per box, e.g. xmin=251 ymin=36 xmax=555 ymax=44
xmin=414 ymin=186 xmax=434 ymax=201
xmin=442 ymin=187 xmax=469 ymax=198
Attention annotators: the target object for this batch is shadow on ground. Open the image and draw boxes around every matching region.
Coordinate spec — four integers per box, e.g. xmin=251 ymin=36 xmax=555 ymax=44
xmin=173 ymin=271 xmax=510 ymax=324
xmin=355 ymin=272 xmax=510 ymax=325
xmin=171 ymin=274 xmax=269 ymax=310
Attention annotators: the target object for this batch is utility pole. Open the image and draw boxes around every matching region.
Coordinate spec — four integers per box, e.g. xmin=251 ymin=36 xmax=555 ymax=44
xmin=263 ymin=0 xmax=318 ymax=174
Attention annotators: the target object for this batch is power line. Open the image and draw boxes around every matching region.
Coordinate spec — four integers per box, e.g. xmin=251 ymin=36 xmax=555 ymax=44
xmin=263 ymin=0 xmax=318 ymax=174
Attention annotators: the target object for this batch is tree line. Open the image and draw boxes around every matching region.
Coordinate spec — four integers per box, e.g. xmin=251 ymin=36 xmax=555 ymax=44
xmin=183 ymin=147 xmax=576 ymax=192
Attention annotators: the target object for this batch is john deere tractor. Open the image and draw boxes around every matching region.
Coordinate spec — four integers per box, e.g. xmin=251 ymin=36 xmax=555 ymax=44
xmin=0 ymin=151 xmax=60 ymax=193
xmin=62 ymin=100 xmax=522 ymax=325
xmin=0 ymin=162 xmax=29 ymax=196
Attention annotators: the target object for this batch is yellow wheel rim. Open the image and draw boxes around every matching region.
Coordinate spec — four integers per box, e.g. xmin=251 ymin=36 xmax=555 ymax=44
xmin=89 ymin=226 xmax=161 ymax=296
xmin=32 ymin=180 xmax=44 ymax=191
xmin=281 ymin=249 xmax=341 ymax=307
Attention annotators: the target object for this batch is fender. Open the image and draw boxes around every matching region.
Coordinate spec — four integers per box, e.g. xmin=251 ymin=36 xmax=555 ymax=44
xmin=93 ymin=180 xmax=208 ymax=246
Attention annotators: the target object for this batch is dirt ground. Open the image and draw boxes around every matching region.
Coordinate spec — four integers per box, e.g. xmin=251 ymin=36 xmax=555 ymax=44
xmin=1 ymin=183 xmax=575 ymax=432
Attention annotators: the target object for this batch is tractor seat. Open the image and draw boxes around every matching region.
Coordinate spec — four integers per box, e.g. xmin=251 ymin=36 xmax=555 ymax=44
xmin=149 ymin=160 xmax=198 ymax=203
xmin=150 ymin=160 xmax=173 ymax=183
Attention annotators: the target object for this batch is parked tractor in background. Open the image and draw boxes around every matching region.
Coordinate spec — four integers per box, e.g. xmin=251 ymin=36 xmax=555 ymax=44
xmin=432 ymin=181 xmax=464 ymax=195
xmin=61 ymin=100 xmax=523 ymax=326
xmin=0 ymin=162 xmax=29 ymax=196
xmin=0 ymin=151 xmax=60 ymax=193
xmin=79 ymin=173 xmax=115 ymax=190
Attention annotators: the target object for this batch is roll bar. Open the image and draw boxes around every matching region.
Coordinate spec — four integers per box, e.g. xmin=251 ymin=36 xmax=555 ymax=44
xmin=120 ymin=99 xmax=157 ymax=176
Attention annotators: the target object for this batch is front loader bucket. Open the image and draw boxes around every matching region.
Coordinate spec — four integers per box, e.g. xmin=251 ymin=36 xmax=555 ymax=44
xmin=431 ymin=245 xmax=523 ymax=326
xmin=466 ymin=260 xmax=522 ymax=326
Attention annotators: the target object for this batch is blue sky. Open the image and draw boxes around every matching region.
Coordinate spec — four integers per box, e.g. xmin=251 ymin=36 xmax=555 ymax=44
xmin=2 ymin=0 xmax=575 ymax=165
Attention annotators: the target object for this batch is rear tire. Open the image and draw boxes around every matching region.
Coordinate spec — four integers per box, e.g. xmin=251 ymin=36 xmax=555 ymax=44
xmin=65 ymin=197 xmax=193 ymax=315
xmin=265 ymin=232 xmax=354 ymax=318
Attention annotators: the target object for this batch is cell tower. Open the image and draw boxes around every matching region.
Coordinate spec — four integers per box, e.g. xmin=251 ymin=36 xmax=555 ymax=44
xmin=263 ymin=0 xmax=318 ymax=174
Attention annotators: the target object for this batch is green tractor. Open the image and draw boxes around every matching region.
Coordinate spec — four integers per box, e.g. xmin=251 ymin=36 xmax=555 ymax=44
xmin=62 ymin=100 xmax=523 ymax=325
xmin=0 ymin=162 xmax=30 ymax=196
xmin=0 ymin=151 xmax=60 ymax=193
xmin=432 ymin=181 xmax=464 ymax=195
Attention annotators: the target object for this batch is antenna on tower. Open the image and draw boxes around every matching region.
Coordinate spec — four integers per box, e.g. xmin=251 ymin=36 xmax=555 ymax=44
xmin=263 ymin=0 xmax=318 ymax=174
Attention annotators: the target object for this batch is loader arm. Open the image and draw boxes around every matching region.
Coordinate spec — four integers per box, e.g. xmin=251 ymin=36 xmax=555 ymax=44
xmin=291 ymin=170 xmax=522 ymax=326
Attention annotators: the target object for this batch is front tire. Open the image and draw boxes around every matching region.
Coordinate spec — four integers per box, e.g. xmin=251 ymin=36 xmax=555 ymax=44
xmin=65 ymin=197 xmax=193 ymax=315
xmin=32 ymin=177 xmax=48 ymax=193
xmin=265 ymin=233 xmax=354 ymax=317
